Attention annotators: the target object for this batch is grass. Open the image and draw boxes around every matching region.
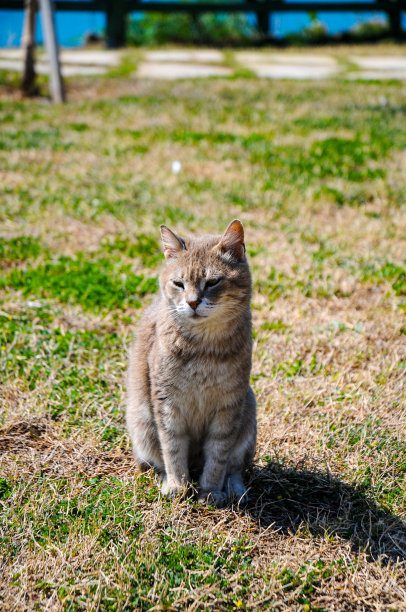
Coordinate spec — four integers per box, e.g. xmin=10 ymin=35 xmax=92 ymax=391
xmin=1 ymin=44 xmax=406 ymax=610
xmin=1 ymin=254 xmax=158 ymax=311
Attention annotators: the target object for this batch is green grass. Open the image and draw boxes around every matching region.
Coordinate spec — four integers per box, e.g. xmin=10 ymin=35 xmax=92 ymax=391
xmin=0 ymin=236 xmax=46 ymax=265
xmin=1 ymin=46 xmax=406 ymax=610
xmin=360 ymin=260 xmax=406 ymax=295
xmin=1 ymin=255 xmax=158 ymax=311
xmin=100 ymin=233 xmax=162 ymax=267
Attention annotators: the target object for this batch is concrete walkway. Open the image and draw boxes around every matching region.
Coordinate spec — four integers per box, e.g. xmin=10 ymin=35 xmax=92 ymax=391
xmin=1 ymin=47 xmax=406 ymax=80
xmin=0 ymin=49 xmax=120 ymax=76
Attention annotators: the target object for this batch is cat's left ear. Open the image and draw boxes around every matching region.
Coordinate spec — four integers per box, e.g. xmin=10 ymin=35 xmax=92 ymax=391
xmin=217 ymin=219 xmax=246 ymax=261
xmin=160 ymin=225 xmax=186 ymax=260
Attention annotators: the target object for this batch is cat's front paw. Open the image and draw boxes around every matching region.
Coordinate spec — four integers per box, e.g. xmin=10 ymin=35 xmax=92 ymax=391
xmin=198 ymin=489 xmax=228 ymax=508
xmin=226 ymin=475 xmax=249 ymax=504
xmin=161 ymin=479 xmax=188 ymax=499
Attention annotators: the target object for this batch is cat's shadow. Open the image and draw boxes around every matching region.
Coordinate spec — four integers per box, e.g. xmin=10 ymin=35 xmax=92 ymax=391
xmin=239 ymin=460 xmax=406 ymax=564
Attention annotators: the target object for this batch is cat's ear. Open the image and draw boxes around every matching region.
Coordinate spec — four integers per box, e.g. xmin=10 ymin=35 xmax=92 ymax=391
xmin=217 ymin=219 xmax=246 ymax=261
xmin=160 ymin=225 xmax=186 ymax=260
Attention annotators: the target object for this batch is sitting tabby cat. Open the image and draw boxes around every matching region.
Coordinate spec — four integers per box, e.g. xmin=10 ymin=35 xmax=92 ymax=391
xmin=126 ymin=219 xmax=256 ymax=506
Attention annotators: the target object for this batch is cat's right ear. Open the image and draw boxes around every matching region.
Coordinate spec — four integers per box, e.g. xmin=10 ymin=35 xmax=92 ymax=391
xmin=160 ymin=225 xmax=186 ymax=260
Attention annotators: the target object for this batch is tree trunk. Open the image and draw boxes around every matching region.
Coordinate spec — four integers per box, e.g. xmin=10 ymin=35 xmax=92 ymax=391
xmin=21 ymin=0 xmax=37 ymax=96
xmin=39 ymin=0 xmax=65 ymax=103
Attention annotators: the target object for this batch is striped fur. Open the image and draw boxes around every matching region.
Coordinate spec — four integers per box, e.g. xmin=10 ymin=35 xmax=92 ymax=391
xmin=126 ymin=220 xmax=257 ymax=506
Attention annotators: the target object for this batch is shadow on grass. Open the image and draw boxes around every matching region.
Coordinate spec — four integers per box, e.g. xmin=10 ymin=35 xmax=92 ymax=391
xmin=2 ymin=419 xmax=405 ymax=563
xmin=243 ymin=460 xmax=406 ymax=564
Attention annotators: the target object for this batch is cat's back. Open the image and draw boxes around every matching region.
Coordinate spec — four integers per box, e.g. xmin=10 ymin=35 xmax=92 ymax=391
xmin=127 ymin=298 xmax=161 ymax=401
xmin=130 ymin=298 xmax=159 ymax=353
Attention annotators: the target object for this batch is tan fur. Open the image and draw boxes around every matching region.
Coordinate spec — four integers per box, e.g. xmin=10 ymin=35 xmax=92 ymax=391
xmin=126 ymin=220 xmax=257 ymax=506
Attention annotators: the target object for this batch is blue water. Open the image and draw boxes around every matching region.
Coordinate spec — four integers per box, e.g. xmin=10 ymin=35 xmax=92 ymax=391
xmin=0 ymin=5 xmax=404 ymax=47
xmin=0 ymin=10 xmax=105 ymax=47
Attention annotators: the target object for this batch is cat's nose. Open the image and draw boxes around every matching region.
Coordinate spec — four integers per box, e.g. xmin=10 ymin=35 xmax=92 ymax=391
xmin=187 ymin=298 xmax=201 ymax=311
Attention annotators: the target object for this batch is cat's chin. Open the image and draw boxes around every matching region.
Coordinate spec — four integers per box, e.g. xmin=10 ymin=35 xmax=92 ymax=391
xmin=175 ymin=310 xmax=219 ymax=327
xmin=186 ymin=312 xmax=228 ymax=331
xmin=186 ymin=312 xmax=209 ymax=322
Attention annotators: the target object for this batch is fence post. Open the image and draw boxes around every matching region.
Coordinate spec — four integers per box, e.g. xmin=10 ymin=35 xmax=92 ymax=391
xmin=388 ymin=1 xmax=402 ymax=37
xmin=257 ymin=10 xmax=271 ymax=35
xmin=39 ymin=0 xmax=65 ymax=102
xmin=255 ymin=1 xmax=271 ymax=36
xmin=106 ymin=0 xmax=126 ymax=47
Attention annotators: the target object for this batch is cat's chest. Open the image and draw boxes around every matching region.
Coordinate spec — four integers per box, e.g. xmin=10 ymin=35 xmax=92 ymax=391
xmin=183 ymin=356 xmax=229 ymax=392
xmin=152 ymin=346 xmax=246 ymax=435
xmin=175 ymin=358 xmax=230 ymax=430
xmin=166 ymin=353 xmax=235 ymax=410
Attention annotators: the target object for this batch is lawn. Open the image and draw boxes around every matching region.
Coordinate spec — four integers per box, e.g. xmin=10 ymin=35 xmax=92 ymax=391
xmin=1 ymin=47 xmax=406 ymax=610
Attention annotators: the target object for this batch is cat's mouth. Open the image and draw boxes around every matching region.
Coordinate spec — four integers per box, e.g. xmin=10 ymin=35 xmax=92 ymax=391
xmin=188 ymin=310 xmax=209 ymax=320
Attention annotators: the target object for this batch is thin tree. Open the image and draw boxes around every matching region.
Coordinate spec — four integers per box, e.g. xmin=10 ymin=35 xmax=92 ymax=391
xmin=21 ymin=0 xmax=38 ymax=96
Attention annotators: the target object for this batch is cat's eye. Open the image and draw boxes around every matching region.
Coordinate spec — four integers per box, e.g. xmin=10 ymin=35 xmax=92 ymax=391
xmin=173 ymin=280 xmax=184 ymax=289
xmin=205 ymin=278 xmax=222 ymax=290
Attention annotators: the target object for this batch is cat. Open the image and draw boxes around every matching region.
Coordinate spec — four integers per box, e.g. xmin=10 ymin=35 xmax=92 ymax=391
xmin=126 ymin=219 xmax=256 ymax=506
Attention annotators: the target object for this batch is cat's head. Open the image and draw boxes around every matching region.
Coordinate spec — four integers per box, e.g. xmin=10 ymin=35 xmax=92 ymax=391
xmin=159 ymin=220 xmax=251 ymax=328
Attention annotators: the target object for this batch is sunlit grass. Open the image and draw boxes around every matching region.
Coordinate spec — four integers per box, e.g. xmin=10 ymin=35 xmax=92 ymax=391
xmin=1 ymin=51 xmax=406 ymax=609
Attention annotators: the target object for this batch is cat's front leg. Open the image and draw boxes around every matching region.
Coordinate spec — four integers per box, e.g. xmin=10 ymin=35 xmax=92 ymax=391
xmin=198 ymin=413 xmax=237 ymax=507
xmin=158 ymin=417 xmax=191 ymax=498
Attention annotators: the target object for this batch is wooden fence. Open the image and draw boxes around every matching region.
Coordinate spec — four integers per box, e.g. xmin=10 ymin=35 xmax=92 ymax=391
xmin=1 ymin=0 xmax=405 ymax=47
